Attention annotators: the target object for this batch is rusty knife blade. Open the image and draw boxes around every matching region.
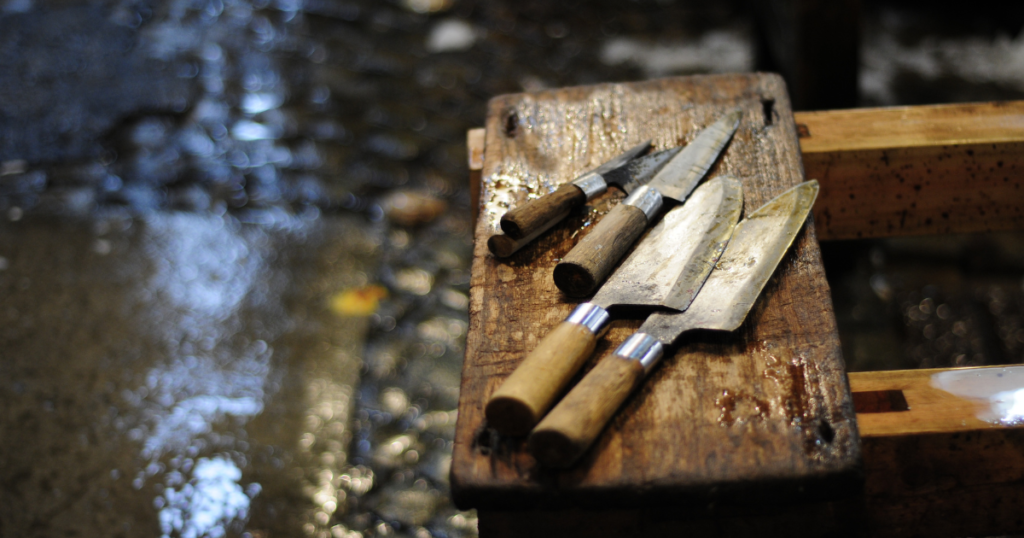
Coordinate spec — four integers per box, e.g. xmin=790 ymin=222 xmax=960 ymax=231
xmin=647 ymin=109 xmax=742 ymax=202
xmin=640 ymin=180 xmax=820 ymax=343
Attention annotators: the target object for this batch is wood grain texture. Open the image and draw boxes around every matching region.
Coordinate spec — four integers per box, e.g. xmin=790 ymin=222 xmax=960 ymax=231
xmin=529 ymin=355 xmax=645 ymax=468
xmin=453 ymin=74 xmax=861 ymax=510
xmin=795 ymin=101 xmax=1024 ymax=153
xmin=478 ymin=502 xmax=861 ymax=538
xmin=501 ymin=183 xmax=586 ymax=239
xmin=553 ymin=202 xmax=648 ymax=297
xmin=848 ymin=366 xmax=1024 ymax=537
xmin=862 ymin=429 xmax=1024 ymax=538
xmin=796 ymin=101 xmax=1024 ymax=240
xmin=474 ymin=366 xmax=1024 ymax=537
xmin=485 ymin=321 xmax=598 ymax=436
xmin=469 ymin=101 xmax=1024 ymax=241
xmin=848 ymin=366 xmax=1024 ymax=437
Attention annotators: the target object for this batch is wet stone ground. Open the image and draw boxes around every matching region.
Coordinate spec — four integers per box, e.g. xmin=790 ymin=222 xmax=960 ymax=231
xmin=1 ymin=0 xmax=1023 ymax=537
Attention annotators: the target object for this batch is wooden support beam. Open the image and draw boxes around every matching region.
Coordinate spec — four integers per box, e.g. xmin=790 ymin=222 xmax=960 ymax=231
xmin=849 ymin=366 xmax=1024 ymax=537
xmin=473 ymin=366 xmax=1024 ymax=538
xmin=468 ymin=101 xmax=1024 ymax=241
xmin=798 ymin=101 xmax=1024 ymax=240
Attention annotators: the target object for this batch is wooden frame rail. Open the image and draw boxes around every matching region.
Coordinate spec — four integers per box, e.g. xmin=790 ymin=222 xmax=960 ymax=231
xmin=469 ymin=101 xmax=1024 ymax=239
xmin=466 ymin=100 xmax=1024 ymax=537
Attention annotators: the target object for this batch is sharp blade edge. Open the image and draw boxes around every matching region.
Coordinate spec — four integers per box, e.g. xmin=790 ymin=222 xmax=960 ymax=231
xmin=640 ymin=180 xmax=820 ymax=345
xmin=591 ymin=139 xmax=651 ymax=178
xmin=610 ymin=146 xmax=684 ymax=192
xmin=649 ymin=109 xmax=742 ymax=202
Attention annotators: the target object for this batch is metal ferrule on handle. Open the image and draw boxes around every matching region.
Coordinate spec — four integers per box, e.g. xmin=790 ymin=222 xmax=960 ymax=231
xmin=565 ymin=303 xmax=610 ymax=335
xmin=622 ymin=185 xmax=663 ymax=220
xmin=615 ymin=332 xmax=664 ymax=374
xmin=571 ymin=172 xmax=608 ymax=200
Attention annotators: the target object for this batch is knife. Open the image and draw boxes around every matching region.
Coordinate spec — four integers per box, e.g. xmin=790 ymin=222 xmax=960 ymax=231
xmin=489 ymin=144 xmax=684 ymax=258
xmin=553 ymin=109 xmax=743 ymax=297
xmin=485 ymin=176 xmax=744 ymax=436
xmin=528 ymin=180 xmax=820 ymax=468
xmin=499 ymin=140 xmax=651 ymax=240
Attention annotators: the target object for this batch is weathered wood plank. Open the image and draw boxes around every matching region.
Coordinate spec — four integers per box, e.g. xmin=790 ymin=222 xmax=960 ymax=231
xmin=452 ymin=74 xmax=860 ymax=510
xmin=849 ymin=365 xmax=1024 ymax=437
xmin=470 ymin=367 xmax=1024 ymax=538
xmin=798 ymin=101 xmax=1024 ymax=240
xmin=796 ymin=101 xmax=1024 ymax=153
xmin=849 ymin=366 xmax=1024 ymax=537
xmin=478 ymin=501 xmax=860 ymax=538
xmin=468 ymin=101 xmax=1024 ymax=241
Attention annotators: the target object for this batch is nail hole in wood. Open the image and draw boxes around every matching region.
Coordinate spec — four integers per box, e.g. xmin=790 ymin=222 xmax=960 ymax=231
xmin=762 ymin=98 xmax=775 ymax=126
xmin=852 ymin=389 xmax=910 ymax=414
xmin=473 ymin=425 xmax=496 ymax=455
xmin=817 ymin=420 xmax=835 ymax=444
xmin=504 ymin=111 xmax=518 ymax=138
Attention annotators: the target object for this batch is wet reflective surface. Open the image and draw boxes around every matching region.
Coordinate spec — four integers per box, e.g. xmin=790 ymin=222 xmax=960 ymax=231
xmin=0 ymin=213 xmax=381 ymax=536
xmin=932 ymin=366 xmax=1024 ymax=426
xmin=1 ymin=0 xmax=1024 ymax=536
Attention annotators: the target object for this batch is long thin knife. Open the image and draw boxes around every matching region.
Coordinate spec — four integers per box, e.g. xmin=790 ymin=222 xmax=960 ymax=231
xmin=553 ymin=109 xmax=743 ymax=297
xmin=489 ymin=145 xmax=683 ymax=258
xmin=529 ymin=180 xmax=820 ymax=467
xmin=485 ymin=176 xmax=744 ymax=436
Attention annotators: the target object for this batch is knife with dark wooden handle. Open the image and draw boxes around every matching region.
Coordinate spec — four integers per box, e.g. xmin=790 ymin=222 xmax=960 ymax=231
xmin=488 ymin=145 xmax=684 ymax=258
xmin=499 ymin=140 xmax=651 ymax=240
xmin=529 ymin=180 xmax=820 ymax=468
xmin=554 ymin=109 xmax=742 ymax=297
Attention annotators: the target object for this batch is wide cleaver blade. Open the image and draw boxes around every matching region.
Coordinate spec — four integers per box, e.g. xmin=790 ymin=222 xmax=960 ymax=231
xmin=642 ymin=179 xmax=820 ymax=339
xmin=530 ymin=180 xmax=820 ymax=468
xmin=484 ymin=176 xmax=744 ymax=436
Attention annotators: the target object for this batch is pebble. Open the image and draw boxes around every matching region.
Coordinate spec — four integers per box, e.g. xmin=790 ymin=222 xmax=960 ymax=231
xmin=381 ymin=191 xmax=447 ymax=227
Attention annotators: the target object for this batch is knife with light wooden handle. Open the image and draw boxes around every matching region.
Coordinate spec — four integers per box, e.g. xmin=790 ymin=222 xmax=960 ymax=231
xmin=485 ymin=176 xmax=744 ymax=435
xmin=529 ymin=180 xmax=820 ymax=468
xmin=554 ymin=109 xmax=743 ymax=297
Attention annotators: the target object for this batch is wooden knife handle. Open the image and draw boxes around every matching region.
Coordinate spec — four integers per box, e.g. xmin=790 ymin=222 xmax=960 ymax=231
xmin=486 ymin=233 xmax=527 ymax=258
xmin=485 ymin=321 xmax=598 ymax=436
xmin=501 ymin=183 xmax=586 ymax=240
xmin=554 ymin=203 xmax=649 ymax=297
xmin=528 ymin=354 xmax=645 ymax=468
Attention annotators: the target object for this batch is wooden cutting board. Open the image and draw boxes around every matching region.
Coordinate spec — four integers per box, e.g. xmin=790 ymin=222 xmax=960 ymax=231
xmin=452 ymin=73 xmax=861 ymax=510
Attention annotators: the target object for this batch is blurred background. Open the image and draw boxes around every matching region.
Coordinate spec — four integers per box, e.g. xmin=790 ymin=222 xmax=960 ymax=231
xmin=0 ymin=0 xmax=1022 ymax=536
